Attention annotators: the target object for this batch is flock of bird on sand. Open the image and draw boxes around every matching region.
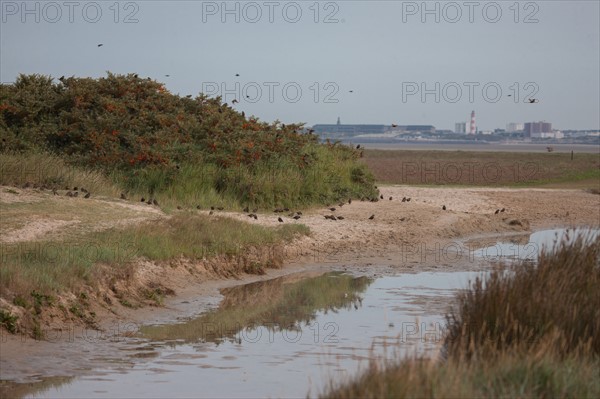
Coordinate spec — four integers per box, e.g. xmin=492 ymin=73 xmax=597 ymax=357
xmin=37 ymin=183 xmax=508 ymax=225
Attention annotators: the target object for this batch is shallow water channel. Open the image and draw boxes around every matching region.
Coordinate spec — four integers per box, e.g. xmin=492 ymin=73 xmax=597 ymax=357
xmin=4 ymin=227 xmax=598 ymax=398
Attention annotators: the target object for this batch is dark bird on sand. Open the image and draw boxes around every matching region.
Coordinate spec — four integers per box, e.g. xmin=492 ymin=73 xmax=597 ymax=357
xmin=211 ymin=206 xmax=215 ymax=210
xmin=442 ymin=205 xmax=446 ymax=210
xmin=406 ymin=198 xmax=411 ymax=202
xmin=252 ymin=214 xmax=258 ymax=220
xmin=177 ymin=206 xmax=182 ymax=210
xmin=84 ymin=192 xmax=90 ymax=199
xmin=278 ymin=217 xmax=283 ymax=223
xmin=501 ymin=208 xmax=506 ymax=212
xmin=296 ymin=211 xmax=302 ymax=215
xmin=495 ymin=209 xmax=500 ymax=214
xmin=293 ymin=215 xmax=301 ymax=220
xmin=368 ymin=214 xmax=375 ymax=220
xmin=217 ymin=207 xmax=224 ymax=211
xmin=402 ymin=197 xmax=406 ymax=202
xmin=73 ymin=192 xmax=79 ymax=197
xmin=380 ymin=195 xmax=384 ymax=200
xmin=209 ymin=210 xmax=214 ymax=215
xmin=147 ymin=198 xmax=153 ymax=205
xmin=348 ymin=198 xmax=352 ymax=204
xmin=243 ymin=206 xmax=249 ymax=213
xmin=389 ymin=197 xmax=393 ymax=201
xmin=153 ymin=199 xmax=159 ymax=206
xmin=66 ymin=191 xmax=73 ymax=197
xmin=73 ymin=187 xmax=78 ymax=191
xmin=252 ymin=208 xmax=258 ymax=213
xmin=120 ymin=193 xmax=127 ymax=200
xmin=336 ymin=216 xmax=344 ymax=220
xmin=197 ymin=205 xmax=201 ymax=209
xmin=52 ymin=188 xmax=58 ymax=195
xmin=141 ymin=197 xmax=145 ymax=202
xmin=329 ymin=207 xmax=336 ymax=212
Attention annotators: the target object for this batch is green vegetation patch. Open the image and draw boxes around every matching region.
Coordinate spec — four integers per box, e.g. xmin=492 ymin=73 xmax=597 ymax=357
xmin=0 ymin=73 xmax=377 ymax=208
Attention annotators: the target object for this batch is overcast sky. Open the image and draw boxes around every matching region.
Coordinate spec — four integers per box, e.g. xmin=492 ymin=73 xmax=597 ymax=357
xmin=1 ymin=0 xmax=599 ymax=130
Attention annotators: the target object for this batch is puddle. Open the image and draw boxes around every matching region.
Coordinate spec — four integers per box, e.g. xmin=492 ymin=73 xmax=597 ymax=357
xmin=473 ymin=227 xmax=599 ymax=263
xmin=21 ymin=271 xmax=482 ymax=398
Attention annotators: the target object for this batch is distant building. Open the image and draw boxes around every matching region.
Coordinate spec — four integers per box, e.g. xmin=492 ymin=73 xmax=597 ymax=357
xmin=531 ymin=130 xmax=564 ymax=139
xmin=506 ymin=123 xmax=524 ymax=133
xmin=403 ymin=125 xmax=436 ymax=133
xmin=312 ymin=124 xmax=388 ymax=135
xmin=454 ymin=122 xmax=466 ymax=134
xmin=524 ymin=121 xmax=552 ymax=138
xmin=311 ymin=122 xmax=435 ymax=136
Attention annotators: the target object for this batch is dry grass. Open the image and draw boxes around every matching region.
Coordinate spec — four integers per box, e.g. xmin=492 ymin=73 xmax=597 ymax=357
xmin=445 ymin=232 xmax=600 ymax=359
xmin=362 ymin=150 xmax=600 ymax=188
xmin=325 ymin=353 xmax=600 ymax=399
xmin=0 ymin=153 xmax=120 ymax=196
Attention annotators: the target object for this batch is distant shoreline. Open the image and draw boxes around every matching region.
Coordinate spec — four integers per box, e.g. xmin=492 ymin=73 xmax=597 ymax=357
xmin=348 ymin=141 xmax=600 ymax=153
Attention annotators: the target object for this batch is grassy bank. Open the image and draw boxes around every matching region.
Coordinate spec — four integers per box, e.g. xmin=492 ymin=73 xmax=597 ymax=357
xmin=323 ymin=233 xmax=600 ymax=398
xmin=362 ymin=149 xmax=600 ymax=188
xmin=0 ymin=205 xmax=309 ymax=334
xmin=0 ymin=213 xmax=309 ymax=297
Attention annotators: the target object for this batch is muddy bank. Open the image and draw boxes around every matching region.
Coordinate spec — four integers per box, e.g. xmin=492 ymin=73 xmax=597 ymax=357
xmin=1 ymin=186 xmax=598 ymax=386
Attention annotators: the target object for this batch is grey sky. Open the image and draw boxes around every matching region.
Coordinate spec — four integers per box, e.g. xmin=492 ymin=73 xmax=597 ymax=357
xmin=1 ymin=0 xmax=599 ymax=130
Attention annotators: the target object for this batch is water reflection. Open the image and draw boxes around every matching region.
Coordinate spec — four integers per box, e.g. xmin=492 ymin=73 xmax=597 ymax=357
xmin=0 ymin=376 xmax=75 ymax=399
xmin=140 ymin=272 xmax=372 ymax=345
xmin=16 ymin=271 xmax=482 ymax=398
